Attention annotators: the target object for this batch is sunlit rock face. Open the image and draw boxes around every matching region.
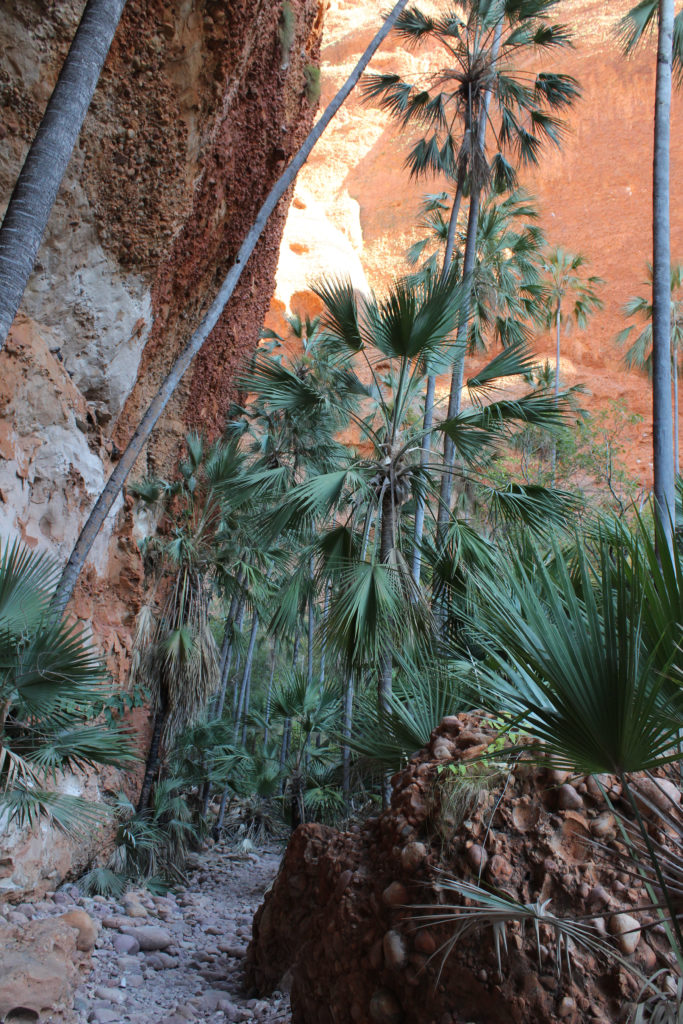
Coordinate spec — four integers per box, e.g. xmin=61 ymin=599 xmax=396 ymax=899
xmin=0 ymin=0 xmax=325 ymax=896
xmin=272 ymin=0 xmax=683 ymax=485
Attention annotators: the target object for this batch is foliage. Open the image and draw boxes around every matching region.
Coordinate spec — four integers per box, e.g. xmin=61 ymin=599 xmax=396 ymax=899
xmin=278 ymin=1 xmax=297 ymax=67
xmin=304 ymin=64 xmax=321 ymax=105
xmin=0 ymin=539 xmax=135 ymax=835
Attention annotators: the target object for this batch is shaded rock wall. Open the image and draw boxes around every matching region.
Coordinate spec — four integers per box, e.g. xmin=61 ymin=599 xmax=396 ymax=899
xmin=247 ymin=714 xmax=659 ymax=1024
xmin=0 ymin=0 xmax=325 ymax=895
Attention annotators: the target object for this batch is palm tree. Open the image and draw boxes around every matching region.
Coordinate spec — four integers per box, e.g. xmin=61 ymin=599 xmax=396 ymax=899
xmin=50 ymin=0 xmax=413 ymax=619
xmin=0 ymin=0 xmax=127 ymax=350
xmin=0 ymin=539 xmax=134 ymax=833
xmin=540 ymin=247 xmax=604 ymax=401
xmin=538 ymin=247 xmax=603 ymax=481
xmin=363 ymin=0 xmax=580 ymax=541
xmin=130 ymin=435 xmax=238 ymax=811
xmin=617 ymin=261 xmax=683 ymax=474
xmin=620 ymin=0 xmax=683 ymax=548
xmin=465 ymin=520 xmax=683 ymax=964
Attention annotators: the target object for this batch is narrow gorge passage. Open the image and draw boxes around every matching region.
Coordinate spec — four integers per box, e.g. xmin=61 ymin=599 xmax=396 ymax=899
xmin=5 ymin=845 xmax=291 ymax=1024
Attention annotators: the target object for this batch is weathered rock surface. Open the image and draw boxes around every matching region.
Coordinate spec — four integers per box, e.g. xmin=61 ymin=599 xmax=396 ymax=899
xmin=0 ymin=0 xmax=325 ymax=898
xmin=0 ymin=912 xmax=95 ymax=1021
xmin=247 ymin=713 xmax=663 ymax=1024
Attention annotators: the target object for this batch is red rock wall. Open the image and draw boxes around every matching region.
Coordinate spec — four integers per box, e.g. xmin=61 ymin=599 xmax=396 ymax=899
xmin=0 ymin=0 xmax=325 ymax=895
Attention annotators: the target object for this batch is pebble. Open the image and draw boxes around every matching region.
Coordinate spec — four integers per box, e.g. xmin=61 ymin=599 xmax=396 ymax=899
xmin=609 ymin=913 xmax=642 ymax=954
xmin=557 ymin=784 xmax=583 ymax=810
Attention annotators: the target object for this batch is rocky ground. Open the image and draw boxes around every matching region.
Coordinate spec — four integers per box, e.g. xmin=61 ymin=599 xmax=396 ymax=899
xmin=0 ymin=842 xmax=291 ymax=1024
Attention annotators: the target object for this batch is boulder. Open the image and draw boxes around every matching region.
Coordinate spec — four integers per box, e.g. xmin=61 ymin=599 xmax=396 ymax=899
xmin=247 ymin=712 xmax=665 ymax=1024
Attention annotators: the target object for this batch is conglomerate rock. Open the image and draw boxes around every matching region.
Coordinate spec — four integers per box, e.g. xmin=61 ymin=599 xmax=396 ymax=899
xmin=247 ymin=713 xmax=664 ymax=1024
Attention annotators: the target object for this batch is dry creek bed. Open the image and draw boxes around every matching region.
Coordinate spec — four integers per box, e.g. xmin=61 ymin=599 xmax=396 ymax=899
xmin=6 ymin=843 xmax=291 ymax=1024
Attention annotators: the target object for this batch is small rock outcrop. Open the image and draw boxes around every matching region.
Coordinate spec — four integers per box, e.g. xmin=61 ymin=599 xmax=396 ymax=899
xmin=247 ymin=713 xmax=662 ymax=1024
xmin=0 ymin=911 xmax=96 ymax=1021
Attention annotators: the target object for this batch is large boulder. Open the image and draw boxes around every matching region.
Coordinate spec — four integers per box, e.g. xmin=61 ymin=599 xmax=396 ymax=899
xmin=247 ymin=713 xmax=659 ymax=1024
xmin=0 ymin=911 xmax=95 ymax=1021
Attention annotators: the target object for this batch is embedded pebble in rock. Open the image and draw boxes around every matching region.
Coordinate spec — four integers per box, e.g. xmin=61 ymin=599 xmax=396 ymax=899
xmin=557 ymin=783 xmax=583 ymax=811
xmin=609 ymin=913 xmax=642 ymax=955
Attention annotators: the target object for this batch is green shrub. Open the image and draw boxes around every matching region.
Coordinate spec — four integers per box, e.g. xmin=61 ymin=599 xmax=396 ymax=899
xmin=278 ymin=2 xmax=296 ymax=69
xmin=304 ymin=64 xmax=321 ymax=105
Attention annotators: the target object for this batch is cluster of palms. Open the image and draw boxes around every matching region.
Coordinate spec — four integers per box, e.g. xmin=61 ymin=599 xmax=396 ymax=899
xmin=4 ymin=0 xmax=683 ymax=1016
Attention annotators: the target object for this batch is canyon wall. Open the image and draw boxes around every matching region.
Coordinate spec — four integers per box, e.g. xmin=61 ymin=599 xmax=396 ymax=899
xmin=270 ymin=0 xmax=683 ymax=487
xmin=0 ymin=0 xmax=325 ymax=895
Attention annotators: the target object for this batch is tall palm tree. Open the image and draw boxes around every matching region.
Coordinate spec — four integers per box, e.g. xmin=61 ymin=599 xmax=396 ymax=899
xmin=0 ymin=0 xmax=127 ymax=350
xmin=617 ymin=261 xmax=683 ymax=474
xmin=130 ymin=435 xmax=240 ymax=811
xmin=363 ymin=0 xmax=580 ymax=542
xmin=620 ymin=0 xmax=683 ymax=548
xmin=51 ymin=0 xmax=413 ymax=619
xmin=540 ymin=247 xmax=604 ymax=401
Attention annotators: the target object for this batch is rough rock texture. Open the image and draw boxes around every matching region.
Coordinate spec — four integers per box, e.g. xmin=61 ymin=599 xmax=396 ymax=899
xmin=247 ymin=714 xmax=664 ymax=1024
xmin=0 ymin=0 xmax=325 ymax=896
xmin=271 ymin=0 xmax=683 ymax=483
xmin=0 ymin=910 xmax=95 ymax=1021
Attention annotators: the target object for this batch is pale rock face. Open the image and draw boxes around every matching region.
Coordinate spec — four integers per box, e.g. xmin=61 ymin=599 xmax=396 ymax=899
xmin=0 ymin=318 xmax=121 ymax=572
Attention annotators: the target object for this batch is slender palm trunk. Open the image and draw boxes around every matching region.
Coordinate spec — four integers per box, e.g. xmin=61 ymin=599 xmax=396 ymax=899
xmin=550 ymin=302 xmax=562 ymax=484
xmin=412 ymin=184 xmax=464 ymax=583
xmin=51 ymin=0 xmax=412 ymax=619
xmin=378 ymin=487 xmax=396 ymax=807
xmin=652 ymin=0 xmax=675 ymax=549
xmin=436 ymin=187 xmax=481 ymax=542
xmin=0 ymin=0 xmax=127 ymax=350
xmin=263 ymin=642 xmax=277 ymax=747
xmin=307 ymin=557 xmax=315 ymax=686
xmin=137 ymin=693 xmax=167 ymax=813
xmin=342 ymin=672 xmax=355 ymax=801
xmin=674 ymin=342 xmax=679 ymax=476
xmin=235 ymin=609 xmax=259 ymax=743
xmin=435 ymin=20 xmax=502 ymax=546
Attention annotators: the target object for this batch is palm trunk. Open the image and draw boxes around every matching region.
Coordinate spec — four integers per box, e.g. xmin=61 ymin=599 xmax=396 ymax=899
xmin=342 ymin=672 xmax=355 ymax=801
xmin=137 ymin=695 xmax=166 ymax=813
xmin=378 ymin=487 xmax=396 ymax=807
xmin=307 ymin=557 xmax=315 ymax=686
xmin=264 ymin=642 xmax=277 ymax=747
xmin=436 ymin=186 xmax=481 ymax=542
xmin=551 ymin=302 xmax=562 ymax=484
xmin=0 ymin=0 xmax=127 ymax=350
xmin=674 ymin=341 xmax=679 ymax=477
xmin=51 ymin=0 xmax=413 ymax=619
xmin=414 ymin=180 xmax=465 ymax=581
xmin=652 ymin=0 xmax=675 ymax=550
xmin=435 ymin=20 xmax=503 ymax=547
xmin=235 ymin=610 xmax=259 ymax=744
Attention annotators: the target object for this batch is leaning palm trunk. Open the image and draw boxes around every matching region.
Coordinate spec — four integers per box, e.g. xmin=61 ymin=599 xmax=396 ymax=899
xmin=0 ymin=0 xmax=127 ymax=350
xmin=412 ymin=180 xmax=464 ymax=583
xmin=652 ymin=0 xmax=675 ymax=549
xmin=51 ymin=0 xmax=412 ymax=618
